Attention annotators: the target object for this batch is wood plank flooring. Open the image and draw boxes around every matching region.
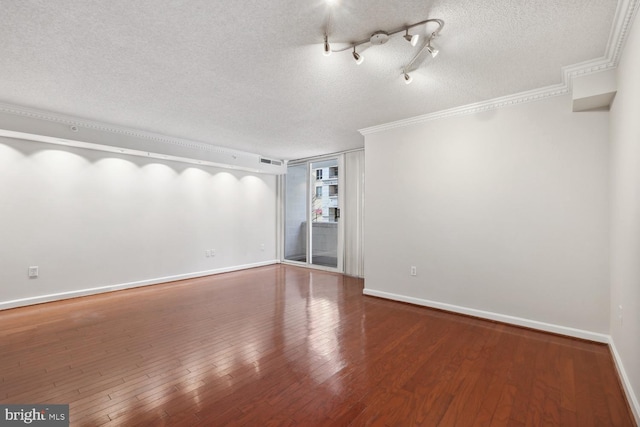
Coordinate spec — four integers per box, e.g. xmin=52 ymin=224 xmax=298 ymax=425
xmin=0 ymin=265 xmax=634 ymax=426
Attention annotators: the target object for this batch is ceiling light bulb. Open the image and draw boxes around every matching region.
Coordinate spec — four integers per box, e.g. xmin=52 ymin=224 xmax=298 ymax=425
xmin=403 ymin=72 xmax=413 ymax=84
xmin=352 ymin=48 xmax=364 ymax=65
xmin=323 ymin=36 xmax=331 ymax=56
xmin=427 ymin=43 xmax=439 ymax=58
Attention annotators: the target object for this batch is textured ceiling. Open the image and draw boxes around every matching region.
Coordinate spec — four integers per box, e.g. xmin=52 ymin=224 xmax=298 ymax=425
xmin=0 ymin=0 xmax=619 ymax=160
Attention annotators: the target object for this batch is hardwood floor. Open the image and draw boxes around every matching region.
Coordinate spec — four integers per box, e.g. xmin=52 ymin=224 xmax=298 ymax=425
xmin=0 ymin=265 xmax=634 ymax=426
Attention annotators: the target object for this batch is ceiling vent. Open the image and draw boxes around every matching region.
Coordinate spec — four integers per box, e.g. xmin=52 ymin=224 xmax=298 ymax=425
xmin=260 ymin=157 xmax=283 ymax=166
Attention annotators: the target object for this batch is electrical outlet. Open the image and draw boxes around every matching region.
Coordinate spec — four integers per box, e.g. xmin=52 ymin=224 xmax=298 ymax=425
xmin=205 ymin=250 xmax=210 ymax=258
xmin=28 ymin=266 xmax=39 ymax=278
xmin=260 ymin=243 xmax=265 ymax=251
xmin=619 ymin=304 xmax=623 ymax=325
xmin=211 ymin=249 xmax=215 ymax=257
xmin=410 ymin=266 xmax=417 ymax=276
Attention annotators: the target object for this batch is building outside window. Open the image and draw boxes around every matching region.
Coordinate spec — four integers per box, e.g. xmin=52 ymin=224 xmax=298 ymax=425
xmin=313 ymin=166 xmax=339 ymax=223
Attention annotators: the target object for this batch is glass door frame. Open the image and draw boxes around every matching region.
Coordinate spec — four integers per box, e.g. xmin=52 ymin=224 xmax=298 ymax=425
xmin=282 ymin=154 xmax=344 ymax=273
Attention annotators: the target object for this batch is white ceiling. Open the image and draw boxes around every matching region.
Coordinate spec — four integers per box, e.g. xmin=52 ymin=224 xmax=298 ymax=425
xmin=0 ymin=0 xmax=623 ymax=160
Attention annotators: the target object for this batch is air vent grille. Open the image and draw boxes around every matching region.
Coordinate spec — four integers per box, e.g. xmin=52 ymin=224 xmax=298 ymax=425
xmin=259 ymin=157 xmax=283 ymax=166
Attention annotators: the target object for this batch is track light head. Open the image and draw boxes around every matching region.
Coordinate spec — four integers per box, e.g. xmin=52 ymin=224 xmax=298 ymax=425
xmin=323 ymin=35 xmax=331 ymax=56
xmin=403 ymin=29 xmax=420 ymax=47
xmin=352 ymin=47 xmax=364 ymax=65
xmin=403 ymin=72 xmax=413 ymax=84
xmin=426 ymin=43 xmax=439 ymax=58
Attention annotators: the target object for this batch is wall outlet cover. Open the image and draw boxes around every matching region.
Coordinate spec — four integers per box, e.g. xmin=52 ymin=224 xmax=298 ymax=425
xmin=28 ymin=266 xmax=39 ymax=278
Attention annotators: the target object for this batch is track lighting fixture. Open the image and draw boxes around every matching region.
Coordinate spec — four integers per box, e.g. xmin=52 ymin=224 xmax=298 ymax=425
xmin=323 ymin=34 xmax=331 ymax=57
xmin=322 ymin=18 xmax=444 ymax=84
xmin=352 ymin=46 xmax=364 ymax=65
xmin=403 ymin=29 xmax=419 ymax=47
xmin=426 ymin=42 xmax=439 ymax=58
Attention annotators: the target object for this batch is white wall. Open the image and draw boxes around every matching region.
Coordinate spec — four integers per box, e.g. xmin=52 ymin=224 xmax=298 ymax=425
xmin=364 ymin=94 xmax=610 ymax=336
xmin=0 ymin=136 xmax=277 ymax=309
xmin=610 ymin=10 xmax=640 ymax=422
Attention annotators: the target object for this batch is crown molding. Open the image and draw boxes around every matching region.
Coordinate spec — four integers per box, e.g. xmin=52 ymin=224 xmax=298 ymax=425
xmin=607 ymin=0 xmax=640 ymax=65
xmin=359 ymin=84 xmax=569 ymax=135
xmin=0 ymin=101 xmax=253 ymax=157
xmin=0 ymin=102 xmax=287 ymax=174
xmin=360 ymin=0 xmax=639 ymax=136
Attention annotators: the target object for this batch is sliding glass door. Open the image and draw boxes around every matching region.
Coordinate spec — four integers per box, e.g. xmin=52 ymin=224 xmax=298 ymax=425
xmin=284 ymin=156 xmax=343 ymax=272
xmin=284 ymin=164 xmax=308 ymax=263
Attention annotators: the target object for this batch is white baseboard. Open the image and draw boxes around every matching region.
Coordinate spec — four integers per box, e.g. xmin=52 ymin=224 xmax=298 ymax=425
xmin=0 ymin=260 xmax=280 ymax=311
xmin=362 ymin=288 xmax=609 ymax=343
xmin=609 ymin=338 xmax=640 ymax=425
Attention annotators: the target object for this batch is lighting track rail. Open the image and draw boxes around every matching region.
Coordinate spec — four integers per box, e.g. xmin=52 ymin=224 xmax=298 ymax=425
xmin=323 ymin=18 xmax=445 ymax=84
